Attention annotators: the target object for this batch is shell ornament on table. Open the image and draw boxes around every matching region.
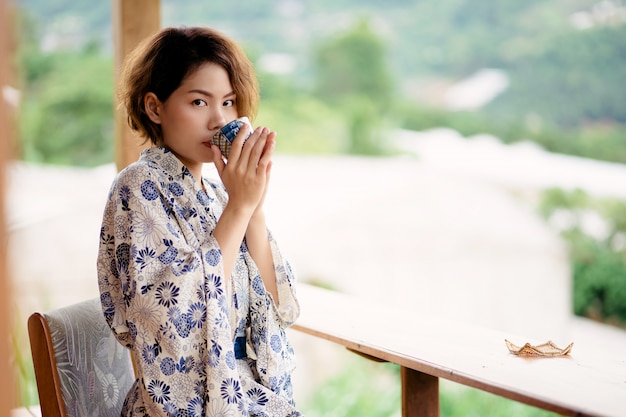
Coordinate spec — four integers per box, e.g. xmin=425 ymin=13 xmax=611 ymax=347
xmin=505 ymin=339 xmax=574 ymax=357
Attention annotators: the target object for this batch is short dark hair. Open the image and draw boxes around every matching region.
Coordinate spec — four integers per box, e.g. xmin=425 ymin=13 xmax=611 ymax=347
xmin=119 ymin=26 xmax=259 ymax=145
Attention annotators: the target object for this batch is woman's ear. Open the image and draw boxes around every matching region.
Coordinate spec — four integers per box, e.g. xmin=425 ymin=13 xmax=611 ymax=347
xmin=144 ymin=93 xmax=162 ymax=124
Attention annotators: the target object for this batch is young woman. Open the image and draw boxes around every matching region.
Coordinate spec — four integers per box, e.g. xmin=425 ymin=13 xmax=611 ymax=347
xmin=97 ymin=26 xmax=302 ymax=417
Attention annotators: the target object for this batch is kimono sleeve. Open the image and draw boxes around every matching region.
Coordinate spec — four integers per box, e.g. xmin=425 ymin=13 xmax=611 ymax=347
xmin=209 ymin=179 xmax=300 ymax=326
xmin=268 ymin=233 xmax=300 ymax=326
xmin=97 ymin=166 xmax=251 ymax=416
xmin=210 ymin=179 xmax=301 ymax=400
xmin=246 ymin=232 xmax=301 ymax=399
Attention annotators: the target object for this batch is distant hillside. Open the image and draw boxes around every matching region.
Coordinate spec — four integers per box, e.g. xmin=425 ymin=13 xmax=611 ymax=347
xmin=14 ymin=0 xmax=626 ymax=163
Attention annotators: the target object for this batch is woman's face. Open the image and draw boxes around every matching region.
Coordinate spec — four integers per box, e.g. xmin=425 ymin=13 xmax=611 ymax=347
xmin=152 ymin=62 xmax=239 ymax=176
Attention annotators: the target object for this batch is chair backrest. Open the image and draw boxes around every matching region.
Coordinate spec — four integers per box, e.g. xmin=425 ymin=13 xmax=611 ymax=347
xmin=28 ymin=298 xmax=135 ymax=417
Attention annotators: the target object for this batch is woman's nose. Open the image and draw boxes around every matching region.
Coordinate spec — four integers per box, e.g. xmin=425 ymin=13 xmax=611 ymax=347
xmin=209 ymin=111 xmax=227 ymax=131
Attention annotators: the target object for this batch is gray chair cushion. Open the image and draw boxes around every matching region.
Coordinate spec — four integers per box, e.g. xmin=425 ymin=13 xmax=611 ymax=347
xmin=44 ymin=298 xmax=134 ymax=417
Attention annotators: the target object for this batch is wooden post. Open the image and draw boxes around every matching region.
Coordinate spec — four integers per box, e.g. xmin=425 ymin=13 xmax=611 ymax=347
xmin=401 ymin=367 xmax=439 ymax=417
xmin=0 ymin=0 xmax=15 ymax=413
xmin=112 ymin=0 xmax=161 ymax=171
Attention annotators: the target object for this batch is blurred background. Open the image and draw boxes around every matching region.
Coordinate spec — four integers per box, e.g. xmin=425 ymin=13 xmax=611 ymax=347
xmin=5 ymin=0 xmax=626 ymax=416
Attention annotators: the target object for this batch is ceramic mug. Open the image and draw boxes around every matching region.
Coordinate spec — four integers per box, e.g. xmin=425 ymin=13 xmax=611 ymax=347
xmin=211 ymin=116 xmax=253 ymax=159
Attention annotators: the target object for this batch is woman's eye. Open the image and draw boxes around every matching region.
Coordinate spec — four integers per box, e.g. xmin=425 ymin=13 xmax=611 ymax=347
xmin=223 ymin=99 xmax=235 ymax=107
xmin=192 ymin=99 xmax=207 ymax=107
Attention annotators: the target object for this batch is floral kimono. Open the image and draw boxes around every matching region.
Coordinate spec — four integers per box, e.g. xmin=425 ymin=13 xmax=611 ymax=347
xmin=97 ymin=147 xmax=302 ymax=417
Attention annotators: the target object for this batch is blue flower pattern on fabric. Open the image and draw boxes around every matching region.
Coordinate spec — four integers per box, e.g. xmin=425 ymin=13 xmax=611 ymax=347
xmin=140 ymin=180 xmax=159 ymax=201
xmin=97 ymin=147 xmax=302 ymax=416
xmin=148 ymin=380 xmax=171 ymax=404
xmin=160 ymin=357 xmax=176 ymax=376
xmin=205 ymin=248 xmax=220 ymax=266
xmin=168 ymin=181 xmax=184 ymax=196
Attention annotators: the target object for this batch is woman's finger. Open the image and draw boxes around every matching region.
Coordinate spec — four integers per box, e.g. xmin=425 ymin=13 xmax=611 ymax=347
xmin=234 ymin=125 xmax=263 ymax=169
xmin=226 ymin=123 xmax=252 ymax=163
xmin=211 ymin=144 xmax=225 ymax=176
xmin=257 ymin=131 xmax=276 ymax=171
xmin=247 ymin=128 xmax=270 ymax=171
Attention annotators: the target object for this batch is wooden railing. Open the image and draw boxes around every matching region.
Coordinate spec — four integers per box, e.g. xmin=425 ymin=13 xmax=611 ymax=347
xmin=292 ymin=283 xmax=626 ymax=417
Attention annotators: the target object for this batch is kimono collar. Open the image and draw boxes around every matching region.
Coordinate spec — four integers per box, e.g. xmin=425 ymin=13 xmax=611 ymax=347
xmin=140 ymin=146 xmax=197 ymax=184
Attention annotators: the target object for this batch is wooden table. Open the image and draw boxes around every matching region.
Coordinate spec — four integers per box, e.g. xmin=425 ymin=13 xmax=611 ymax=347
xmin=292 ymin=283 xmax=626 ymax=417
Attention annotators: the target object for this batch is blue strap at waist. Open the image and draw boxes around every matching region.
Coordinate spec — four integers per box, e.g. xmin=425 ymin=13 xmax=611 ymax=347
xmin=234 ymin=336 xmax=247 ymax=359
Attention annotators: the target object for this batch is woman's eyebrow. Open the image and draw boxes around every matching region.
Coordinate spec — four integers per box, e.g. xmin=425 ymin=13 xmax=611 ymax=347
xmin=187 ymin=89 xmax=235 ymax=98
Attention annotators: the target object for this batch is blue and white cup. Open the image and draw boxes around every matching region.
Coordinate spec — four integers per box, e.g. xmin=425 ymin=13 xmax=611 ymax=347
xmin=211 ymin=116 xmax=253 ymax=159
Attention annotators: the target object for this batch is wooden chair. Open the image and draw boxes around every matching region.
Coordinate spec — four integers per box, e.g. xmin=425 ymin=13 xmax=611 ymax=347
xmin=28 ymin=298 xmax=135 ymax=417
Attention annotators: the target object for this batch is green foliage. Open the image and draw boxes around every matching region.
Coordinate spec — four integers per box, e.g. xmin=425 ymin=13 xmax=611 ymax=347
xmin=11 ymin=310 xmax=38 ymax=408
xmin=440 ymin=382 xmax=562 ymax=417
xmin=569 ymin=234 xmax=626 ymax=321
xmin=301 ymin=355 xmax=562 ymax=417
xmin=539 ymin=188 xmax=626 ymax=325
xmin=257 ymin=93 xmax=348 ymax=155
xmin=313 ymin=17 xmax=393 ymax=108
xmin=256 ymin=71 xmax=348 ymax=154
xmin=487 ymin=25 xmax=626 ymax=128
xmin=16 ymin=10 xmax=115 ymax=167
xmin=312 ymin=17 xmax=394 ymax=155
xmin=14 ymin=0 xmax=626 ymax=164
xmin=343 ymin=95 xmax=382 ymax=155
xmin=301 ymin=357 xmax=400 ymax=417
xmin=395 ymin=101 xmax=626 ymax=164
xmin=395 ymin=102 xmax=489 ymax=136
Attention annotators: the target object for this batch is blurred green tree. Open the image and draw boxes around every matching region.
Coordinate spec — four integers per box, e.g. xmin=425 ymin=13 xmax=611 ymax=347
xmin=312 ymin=17 xmax=394 ymax=155
xmin=539 ymin=188 xmax=626 ymax=326
xmin=17 ymin=11 xmax=114 ymax=166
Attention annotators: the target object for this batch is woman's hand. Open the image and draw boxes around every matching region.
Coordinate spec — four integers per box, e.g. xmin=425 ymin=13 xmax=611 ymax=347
xmin=212 ymin=124 xmax=276 ymax=216
xmin=250 ymin=131 xmax=275 ymax=218
xmin=210 ymin=124 xmax=276 ymax=283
